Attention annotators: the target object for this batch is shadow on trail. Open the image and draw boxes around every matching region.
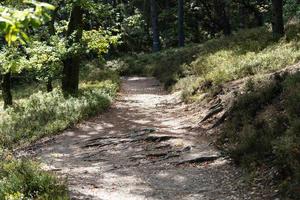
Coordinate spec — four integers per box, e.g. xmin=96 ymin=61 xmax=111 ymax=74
xmin=28 ymin=77 xmax=271 ymax=200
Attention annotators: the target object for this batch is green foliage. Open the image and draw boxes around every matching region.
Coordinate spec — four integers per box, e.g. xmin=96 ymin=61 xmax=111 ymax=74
xmin=220 ymin=73 xmax=300 ymax=198
xmin=0 ymin=153 xmax=68 ymax=200
xmin=117 ymin=24 xmax=300 ymax=95
xmin=80 ymin=60 xmax=120 ymax=85
xmin=117 ymin=44 xmax=199 ymax=88
xmin=82 ymin=28 xmax=120 ymax=58
xmin=25 ymin=37 xmax=66 ymax=83
xmin=0 ymin=35 xmax=66 ymax=83
xmin=284 ymin=0 xmax=300 ymax=19
xmin=120 ymin=9 xmax=150 ymax=51
xmin=0 ymin=80 xmax=118 ymax=148
xmin=0 ymin=1 xmax=54 ymax=45
xmin=0 ymin=47 xmax=28 ymax=74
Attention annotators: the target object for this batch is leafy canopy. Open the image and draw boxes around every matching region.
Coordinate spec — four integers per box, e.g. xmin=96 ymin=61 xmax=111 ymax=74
xmin=0 ymin=0 xmax=55 ymax=45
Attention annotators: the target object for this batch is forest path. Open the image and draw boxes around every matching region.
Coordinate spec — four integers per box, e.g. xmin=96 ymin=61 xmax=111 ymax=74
xmin=27 ymin=77 xmax=266 ymax=200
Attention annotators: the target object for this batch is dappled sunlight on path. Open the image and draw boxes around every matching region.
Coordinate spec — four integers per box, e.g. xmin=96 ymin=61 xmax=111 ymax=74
xmin=25 ymin=77 xmax=269 ymax=200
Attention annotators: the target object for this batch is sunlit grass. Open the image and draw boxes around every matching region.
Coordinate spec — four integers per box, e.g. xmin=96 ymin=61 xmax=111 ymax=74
xmin=117 ymin=23 xmax=300 ymax=101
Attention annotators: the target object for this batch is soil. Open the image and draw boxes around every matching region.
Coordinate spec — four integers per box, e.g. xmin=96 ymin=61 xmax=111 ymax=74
xmin=23 ymin=77 xmax=275 ymax=200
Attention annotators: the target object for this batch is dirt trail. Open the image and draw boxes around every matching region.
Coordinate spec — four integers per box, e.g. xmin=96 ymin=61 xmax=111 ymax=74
xmin=27 ymin=77 xmax=270 ymax=200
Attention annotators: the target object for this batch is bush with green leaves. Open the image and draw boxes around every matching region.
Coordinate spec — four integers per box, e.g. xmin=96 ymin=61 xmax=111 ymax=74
xmin=0 ymin=80 xmax=118 ymax=148
xmin=25 ymin=36 xmax=66 ymax=86
xmin=219 ymin=73 xmax=300 ymax=198
xmin=0 ymin=1 xmax=54 ymax=45
xmin=82 ymin=28 xmax=120 ymax=59
xmin=284 ymin=0 xmax=300 ymax=20
xmin=0 ymin=151 xmax=68 ymax=200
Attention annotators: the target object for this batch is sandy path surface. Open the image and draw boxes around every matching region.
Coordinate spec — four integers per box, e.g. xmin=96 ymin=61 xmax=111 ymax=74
xmin=26 ymin=77 xmax=271 ymax=200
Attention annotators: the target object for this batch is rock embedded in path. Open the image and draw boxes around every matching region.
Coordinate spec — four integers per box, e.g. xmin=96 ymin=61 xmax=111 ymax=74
xmin=176 ymin=151 xmax=221 ymax=166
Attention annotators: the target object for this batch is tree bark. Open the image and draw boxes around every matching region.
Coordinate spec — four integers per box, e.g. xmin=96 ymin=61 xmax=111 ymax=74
xmin=48 ymin=6 xmax=59 ymax=36
xmin=150 ymin=0 xmax=160 ymax=52
xmin=178 ymin=0 xmax=185 ymax=47
xmin=165 ymin=0 xmax=170 ymax=9
xmin=192 ymin=19 xmax=200 ymax=43
xmin=46 ymin=78 xmax=53 ymax=92
xmin=214 ymin=0 xmax=231 ymax=36
xmin=2 ymin=72 xmax=12 ymax=109
xmin=62 ymin=4 xmax=83 ymax=95
xmin=272 ymin=0 xmax=284 ymax=38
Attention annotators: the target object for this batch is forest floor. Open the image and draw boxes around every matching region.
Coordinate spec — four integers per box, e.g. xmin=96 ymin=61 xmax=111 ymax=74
xmin=22 ymin=77 xmax=274 ymax=200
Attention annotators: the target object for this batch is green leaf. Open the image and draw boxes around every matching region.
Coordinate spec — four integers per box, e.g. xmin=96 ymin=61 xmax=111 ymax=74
xmin=20 ymin=31 xmax=29 ymax=42
xmin=24 ymin=0 xmax=56 ymax=10
xmin=0 ymin=17 xmax=14 ymax=25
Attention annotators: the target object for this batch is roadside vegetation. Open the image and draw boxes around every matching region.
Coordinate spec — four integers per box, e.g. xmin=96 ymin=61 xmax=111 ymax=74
xmin=0 ymin=150 xmax=68 ymax=200
xmin=113 ymin=12 xmax=300 ymax=200
xmin=117 ymin=22 xmax=300 ymax=101
xmin=219 ymin=72 xmax=300 ymax=199
xmin=0 ymin=63 xmax=119 ymax=199
xmin=0 ymin=1 xmax=120 ymax=199
xmin=0 ymin=0 xmax=299 ymax=199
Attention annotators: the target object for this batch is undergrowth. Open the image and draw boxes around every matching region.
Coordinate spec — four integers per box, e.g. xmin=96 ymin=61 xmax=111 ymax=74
xmin=0 ymin=61 xmax=120 ymax=199
xmin=0 ymin=150 xmax=68 ymax=200
xmin=219 ymin=72 xmax=300 ymax=199
xmin=0 ymin=81 xmax=118 ymax=149
xmin=116 ymin=23 xmax=300 ymax=99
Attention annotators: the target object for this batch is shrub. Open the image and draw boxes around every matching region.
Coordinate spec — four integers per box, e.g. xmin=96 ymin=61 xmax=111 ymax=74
xmin=220 ymin=73 xmax=300 ymax=198
xmin=0 ymin=80 xmax=118 ymax=148
xmin=0 ymin=151 xmax=68 ymax=200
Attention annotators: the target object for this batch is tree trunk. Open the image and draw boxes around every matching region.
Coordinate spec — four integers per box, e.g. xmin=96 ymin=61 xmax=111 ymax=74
xmin=238 ymin=4 xmax=247 ymax=28
xmin=253 ymin=10 xmax=264 ymax=27
xmin=2 ymin=72 xmax=12 ymax=109
xmin=214 ymin=0 xmax=231 ymax=36
xmin=178 ymin=0 xmax=185 ymax=47
xmin=48 ymin=9 xmax=57 ymax=35
xmin=150 ymin=0 xmax=160 ymax=52
xmin=46 ymin=79 xmax=53 ymax=92
xmin=272 ymin=0 xmax=284 ymax=38
xmin=62 ymin=4 xmax=83 ymax=95
xmin=165 ymin=0 xmax=170 ymax=9
xmin=193 ymin=19 xmax=200 ymax=43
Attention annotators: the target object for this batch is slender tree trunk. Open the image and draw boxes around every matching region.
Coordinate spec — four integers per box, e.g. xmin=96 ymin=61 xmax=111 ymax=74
xmin=214 ymin=0 xmax=231 ymax=36
xmin=178 ymin=0 xmax=185 ymax=47
xmin=222 ymin=3 xmax=231 ymax=36
xmin=62 ymin=4 xmax=83 ymax=95
xmin=193 ymin=19 xmax=200 ymax=43
xmin=45 ymin=8 xmax=57 ymax=92
xmin=165 ymin=0 xmax=170 ymax=9
xmin=48 ymin=8 xmax=57 ymax=35
xmin=254 ymin=10 xmax=264 ymax=27
xmin=46 ymin=78 xmax=53 ymax=92
xmin=239 ymin=4 xmax=247 ymax=28
xmin=112 ymin=0 xmax=117 ymax=7
xmin=150 ymin=0 xmax=160 ymax=52
xmin=143 ymin=0 xmax=152 ymax=50
xmin=272 ymin=0 xmax=284 ymax=38
xmin=2 ymin=72 xmax=12 ymax=109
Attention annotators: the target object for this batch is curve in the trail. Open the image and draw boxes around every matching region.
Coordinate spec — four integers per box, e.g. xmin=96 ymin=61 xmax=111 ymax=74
xmin=29 ymin=77 xmax=269 ymax=200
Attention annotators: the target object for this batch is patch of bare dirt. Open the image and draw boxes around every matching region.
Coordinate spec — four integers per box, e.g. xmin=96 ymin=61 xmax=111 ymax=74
xmin=22 ymin=77 xmax=275 ymax=200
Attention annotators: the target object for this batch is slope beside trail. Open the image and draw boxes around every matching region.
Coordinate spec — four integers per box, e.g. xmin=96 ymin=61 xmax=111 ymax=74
xmin=25 ymin=77 xmax=272 ymax=200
